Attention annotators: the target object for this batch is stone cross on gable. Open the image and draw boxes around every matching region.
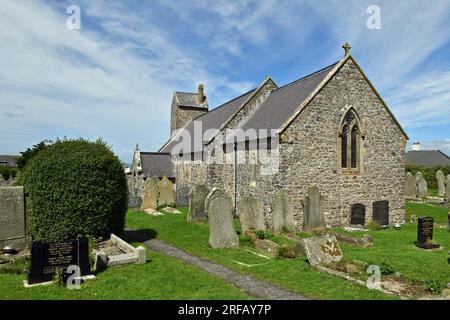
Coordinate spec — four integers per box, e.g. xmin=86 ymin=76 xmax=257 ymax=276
xmin=342 ymin=42 xmax=352 ymax=55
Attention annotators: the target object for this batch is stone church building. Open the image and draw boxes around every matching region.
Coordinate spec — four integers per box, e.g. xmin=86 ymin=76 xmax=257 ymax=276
xmin=129 ymin=44 xmax=408 ymax=230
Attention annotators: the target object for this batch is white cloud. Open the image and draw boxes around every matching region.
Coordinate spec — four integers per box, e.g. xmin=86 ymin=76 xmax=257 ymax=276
xmin=0 ymin=0 xmax=256 ymax=159
xmin=0 ymin=0 xmax=449 ymax=161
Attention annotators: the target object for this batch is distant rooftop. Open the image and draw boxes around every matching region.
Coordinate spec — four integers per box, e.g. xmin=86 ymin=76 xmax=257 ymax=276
xmin=405 ymin=150 xmax=450 ymax=167
xmin=0 ymin=155 xmax=19 ymax=168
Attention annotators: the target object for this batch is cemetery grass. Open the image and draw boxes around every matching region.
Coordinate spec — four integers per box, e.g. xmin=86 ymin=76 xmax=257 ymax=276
xmin=126 ymin=208 xmax=394 ymax=300
xmin=332 ymin=202 xmax=450 ymax=286
xmin=0 ymin=243 xmax=251 ymax=300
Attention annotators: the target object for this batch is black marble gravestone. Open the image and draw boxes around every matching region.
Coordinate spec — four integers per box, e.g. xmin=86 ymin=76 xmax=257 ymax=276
xmin=373 ymin=200 xmax=389 ymax=227
xmin=415 ymin=217 xmax=440 ymax=249
xmin=350 ymin=204 xmax=366 ymax=226
xmin=28 ymin=237 xmax=91 ymax=284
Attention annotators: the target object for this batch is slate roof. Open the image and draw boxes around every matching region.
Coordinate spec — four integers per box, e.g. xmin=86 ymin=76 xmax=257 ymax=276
xmin=140 ymin=152 xmax=175 ymax=178
xmin=158 ymin=54 xmax=407 ymax=156
xmin=241 ymin=63 xmax=337 ymax=132
xmin=175 ymin=92 xmax=208 ymax=108
xmin=160 ymin=62 xmax=338 ymax=152
xmin=405 ymin=150 xmax=450 ymax=167
xmin=0 ymin=155 xmax=18 ymax=167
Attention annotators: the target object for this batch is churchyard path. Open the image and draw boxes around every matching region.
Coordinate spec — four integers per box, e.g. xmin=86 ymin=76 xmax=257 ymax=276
xmin=125 ymin=229 xmax=309 ymax=300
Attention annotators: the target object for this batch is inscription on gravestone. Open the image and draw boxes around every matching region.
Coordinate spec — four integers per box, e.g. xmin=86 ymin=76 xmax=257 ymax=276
xmin=415 ymin=217 xmax=440 ymax=250
xmin=28 ymin=237 xmax=91 ymax=284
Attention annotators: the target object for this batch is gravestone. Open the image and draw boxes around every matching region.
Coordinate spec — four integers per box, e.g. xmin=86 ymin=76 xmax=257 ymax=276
xmin=405 ymin=172 xmax=417 ymax=198
xmin=350 ymin=203 xmax=366 ymax=226
xmin=415 ymin=172 xmax=428 ymax=198
xmin=303 ymin=186 xmax=326 ymax=231
xmin=188 ymin=184 xmax=209 ymax=222
xmin=140 ymin=176 xmax=159 ymax=211
xmin=302 ymin=235 xmax=343 ymax=267
xmin=28 ymin=237 xmax=91 ymax=285
xmin=373 ymin=200 xmax=389 ymax=226
xmin=158 ymin=176 xmax=175 ymax=207
xmin=205 ymin=189 xmax=238 ymax=249
xmin=0 ymin=187 xmax=30 ymax=249
xmin=271 ymin=190 xmax=295 ymax=234
xmin=445 ymin=175 xmax=450 ymax=203
xmin=176 ymin=185 xmax=190 ymax=207
xmin=128 ymin=186 xmax=142 ymax=208
xmin=415 ymin=217 xmax=440 ymax=249
xmin=436 ymin=170 xmax=446 ymax=197
xmin=237 ymin=197 xmax=265 ymax=234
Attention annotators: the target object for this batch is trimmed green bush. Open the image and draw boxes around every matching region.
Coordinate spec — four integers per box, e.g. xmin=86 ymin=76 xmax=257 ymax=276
xmin=19 ymin=138 xmax=128 ymax=242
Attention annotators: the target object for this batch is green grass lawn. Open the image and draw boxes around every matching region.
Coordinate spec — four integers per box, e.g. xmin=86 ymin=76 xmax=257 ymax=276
xmin=126 ymin=208 xmax=394 ymax=300
xmin=331 ymin=202 xmax=449 ymax=286
xmin=406 ymin=202 xmax=449 ymax=224
xmin=0 ymin=243 xmax=250 ymax=300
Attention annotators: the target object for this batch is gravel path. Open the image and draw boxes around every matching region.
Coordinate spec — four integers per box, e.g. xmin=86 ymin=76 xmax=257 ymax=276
xmin=124 ymin=229 xmax=309 ymax=300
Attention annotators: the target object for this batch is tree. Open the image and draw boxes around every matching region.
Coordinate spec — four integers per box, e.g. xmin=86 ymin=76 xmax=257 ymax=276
xmin=16 ymin=140 xmax=51 ymax=169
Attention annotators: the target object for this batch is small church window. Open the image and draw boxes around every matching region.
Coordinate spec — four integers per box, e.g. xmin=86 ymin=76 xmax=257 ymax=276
xmin=341 ymin=124 xmax=348 ymax=168
xmin=339 ymin=109 xmax=362 ymax=172
xmin=351 ymin=125 xmax=358 ymax=168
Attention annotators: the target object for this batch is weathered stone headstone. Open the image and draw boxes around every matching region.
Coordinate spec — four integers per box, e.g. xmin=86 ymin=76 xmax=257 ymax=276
xmin=205 ymin=189 xmax=238 ymax=249
xmin=405 ymin=172 xmax=417 ymax=198
xmin=140 ymin=176 xmax=159 ymax=211
xmin=415 ymin=172 xmax=428 ymax=198
xmin=303 ymin=186 xmax=326 ymax=230
xmin=128 ymin=186 xmax=142 ymax=208
xmin=350 ymin=203 xmax=366 ymax=226
xmin=271 ymin=190 xmax=295 ymax=234
xmin=176 ymin=185 xmax=190 ymax=207
xmin=0 ymin=187 xmax=30 ymax=249
xmin=445 ymin=175 xmax=450 ymax=203
xmin=28 ymin=237 xmax=91 ymax=285
xmin=157 ymin=176 xmax=175 ymax=207
xmin=238 ymin=197 xmax=265 ymax=234
xmin=415 ymin=217 xmax=440 ymax=249
xmin=436 ymin=170 xmax=446 ymax=197
xmin=188 ymin=184 xmax=209 ymax=222
xmin=302 ymin=235 xmax=343 ymax=266
xmin=373 ymin=200 xmax=389 ymax=226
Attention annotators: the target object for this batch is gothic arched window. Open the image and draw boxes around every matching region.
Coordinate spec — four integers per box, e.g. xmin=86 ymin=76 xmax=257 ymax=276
xmin=339 ymin=109 xmax=362 ymax=172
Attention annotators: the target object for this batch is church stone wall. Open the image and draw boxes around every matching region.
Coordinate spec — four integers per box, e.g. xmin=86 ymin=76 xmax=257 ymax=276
xmin=278 ymin=59 xmax=406 ymax=229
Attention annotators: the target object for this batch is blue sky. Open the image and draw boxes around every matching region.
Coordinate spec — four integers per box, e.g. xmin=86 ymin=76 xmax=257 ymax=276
xmin=1 ymin=0 xmax=450 ymax=162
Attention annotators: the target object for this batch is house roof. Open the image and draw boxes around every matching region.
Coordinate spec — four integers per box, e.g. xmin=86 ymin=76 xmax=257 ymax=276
xmin=159 ymin=53 xmax=407 ymax=155
xmin=175 ymin=92 xmax=208 ymax=109
xmin=405 ymin=150 xmax=450 ymax=167
xmin=0 ymin=155 xmax=18 ymax=167
xmin=140 ymin=152 xmax=175 ymax=178
xmin=241 ymin=63 xmax=337 ymax=133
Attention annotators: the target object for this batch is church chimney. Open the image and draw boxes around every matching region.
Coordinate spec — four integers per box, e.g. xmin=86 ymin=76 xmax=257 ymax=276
xmin=198 ymin=84 xmax=205 ymax=103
